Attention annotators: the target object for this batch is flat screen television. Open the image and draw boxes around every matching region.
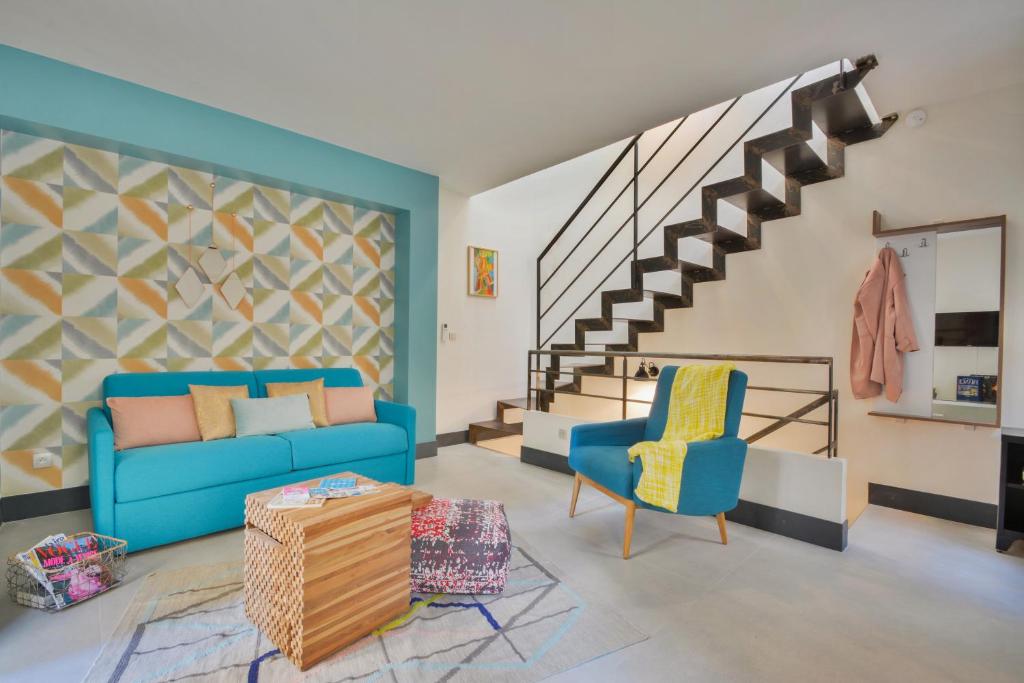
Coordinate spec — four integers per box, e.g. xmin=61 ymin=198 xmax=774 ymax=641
xmin=934 ymin=311 xmax=999 ymax=347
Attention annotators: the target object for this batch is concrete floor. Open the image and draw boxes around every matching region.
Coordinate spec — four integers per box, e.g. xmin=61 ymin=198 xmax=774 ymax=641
xmin=1 ymin=443 xmax=1022 ymax=682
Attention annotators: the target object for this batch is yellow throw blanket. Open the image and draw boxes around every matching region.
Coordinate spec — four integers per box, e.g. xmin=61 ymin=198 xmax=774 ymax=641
xmin=627 ymin=363 xmax=735 ymax=512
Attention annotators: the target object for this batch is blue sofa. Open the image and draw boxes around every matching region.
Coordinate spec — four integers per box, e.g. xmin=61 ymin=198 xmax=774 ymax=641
xmin=87 ymin=368 xmax=416 ymax=552
xmin=568 ymin=367 xmax=748 ymax=558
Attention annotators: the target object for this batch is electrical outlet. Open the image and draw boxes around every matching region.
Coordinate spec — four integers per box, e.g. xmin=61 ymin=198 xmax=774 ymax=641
xmin=558 ymin=428 xmax=567 ymax=440
xmin=32 ymin=451 xmax=52 ymax=469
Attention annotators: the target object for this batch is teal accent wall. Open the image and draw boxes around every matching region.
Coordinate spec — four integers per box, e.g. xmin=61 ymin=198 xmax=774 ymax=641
xmin=0 ymin=44 xmax=438 ymax=442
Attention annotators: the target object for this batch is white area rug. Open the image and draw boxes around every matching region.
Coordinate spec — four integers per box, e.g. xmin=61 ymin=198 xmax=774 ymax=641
xmin=86 ymin=544 xmax=646 ymax=682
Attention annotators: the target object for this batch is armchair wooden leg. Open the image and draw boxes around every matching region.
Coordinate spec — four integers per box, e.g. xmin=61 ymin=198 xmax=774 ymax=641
xmin=623 ymin=502 xmax=636 ymax=559
xmin=716 ymin=512 xmax=728 ymax=545
xmin=569 ymin=473 xmax=582 ymax=518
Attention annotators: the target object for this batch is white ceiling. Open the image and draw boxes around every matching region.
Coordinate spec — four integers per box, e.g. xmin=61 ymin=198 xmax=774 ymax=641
xmin=1 ymin=1 xmax=1022 ymax=194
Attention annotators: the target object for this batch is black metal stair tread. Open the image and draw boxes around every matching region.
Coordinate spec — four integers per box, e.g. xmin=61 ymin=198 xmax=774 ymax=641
xmin=537 ymin=56 xmax=894 ymax=409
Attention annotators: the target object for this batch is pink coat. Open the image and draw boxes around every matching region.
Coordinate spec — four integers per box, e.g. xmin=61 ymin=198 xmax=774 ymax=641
xmin=851 ymin=247 xmax=919 ymax=402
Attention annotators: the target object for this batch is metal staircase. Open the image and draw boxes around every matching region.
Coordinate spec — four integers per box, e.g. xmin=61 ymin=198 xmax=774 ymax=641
xmin=534 ymin=55 xmax=896 ymax=408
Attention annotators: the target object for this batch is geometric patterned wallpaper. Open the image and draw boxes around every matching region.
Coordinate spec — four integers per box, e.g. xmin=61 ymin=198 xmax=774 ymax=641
xmin=0 ymin=130 xmax=395 ymax=497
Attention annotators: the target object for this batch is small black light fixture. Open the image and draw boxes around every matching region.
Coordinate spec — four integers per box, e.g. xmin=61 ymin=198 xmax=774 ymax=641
xmin=634 ymin=359 xmax=650 ymax=379
xmin=647 ymin=361 xmax=660 ymax=378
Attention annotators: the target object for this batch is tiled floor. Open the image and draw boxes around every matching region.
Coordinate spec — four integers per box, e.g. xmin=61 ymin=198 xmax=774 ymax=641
xmin=1 ymin=443 xmax=1022 ymax=682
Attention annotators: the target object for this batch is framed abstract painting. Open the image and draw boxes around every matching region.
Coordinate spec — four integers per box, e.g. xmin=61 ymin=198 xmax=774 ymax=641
xmin=468 ymin=245 xmax=498 ymax=298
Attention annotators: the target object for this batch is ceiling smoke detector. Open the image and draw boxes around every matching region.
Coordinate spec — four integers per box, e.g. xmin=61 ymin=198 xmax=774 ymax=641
xmin=905 ymin=109 xmax=927 ymax=128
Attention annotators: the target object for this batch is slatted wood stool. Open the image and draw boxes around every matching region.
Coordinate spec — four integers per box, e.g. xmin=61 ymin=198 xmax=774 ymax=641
xmin=244 ymin=472 xmax=432 ymax=670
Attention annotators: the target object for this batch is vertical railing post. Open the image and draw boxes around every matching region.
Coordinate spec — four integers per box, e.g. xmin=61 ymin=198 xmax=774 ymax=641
xmin=827 ymin=360 xmax=835 ymax=458
xmin=632 ymin=140 xmax=639 ymax=266
xmin=526 ymin=351 xmax=532 ymax=411
xmin=621 ymin=355 xmax=628 ymax=419
xmin=535 ymin=259 xmax=542 ymax=350
xmin=833 ymin=389 xmax=840 ymax=458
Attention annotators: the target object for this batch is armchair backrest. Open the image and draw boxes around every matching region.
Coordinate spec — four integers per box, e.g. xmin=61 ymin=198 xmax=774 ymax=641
xmin=642 ymin=366 xmax=748 ymax=441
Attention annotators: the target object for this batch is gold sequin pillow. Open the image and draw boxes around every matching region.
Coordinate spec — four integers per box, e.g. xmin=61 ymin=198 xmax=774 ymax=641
xmin=189 ymin=384 xmax=250 ymax=441
xmin=265 ymin=378 xmax=328 ymax=428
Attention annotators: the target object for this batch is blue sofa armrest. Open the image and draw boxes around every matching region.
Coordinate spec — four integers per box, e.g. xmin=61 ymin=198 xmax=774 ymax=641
xmin=375 ymin=400 xmax=417 ymax=485
xmin=87 ymin=407 xmax=116 ymax=537
xmin=570 ymin=418 xmax=648 ymax=449
xmin=631 ymin=436 xmax=748 ymax=516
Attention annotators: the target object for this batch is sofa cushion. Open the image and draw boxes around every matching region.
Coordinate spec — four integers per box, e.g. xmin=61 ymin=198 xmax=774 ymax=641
xmin=115 ymin=435 xmax=292 ymax=503
xmin=324 ymin=386 xmax=377 ymax=425
xmin=266 ymin=378 xmax=329 ymax=427
xmin=278 ymin=422 xmax=408 ymax=471
xmin=189 ymin=384 xmax=250 ymax=441
xmin=107 ymin=394 xmax=201 ymax=450
xmin=231 ymin=395 xmax=314 ymax=437
xmin=568 ymin=445 xmax=634 ymax=499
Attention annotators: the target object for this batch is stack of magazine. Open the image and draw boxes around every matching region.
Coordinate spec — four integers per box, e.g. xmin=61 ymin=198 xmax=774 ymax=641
xmin=14 ymin=533 xmax=114 ymax=609
xmin=266 ymin=477 xmax=381 ymax=509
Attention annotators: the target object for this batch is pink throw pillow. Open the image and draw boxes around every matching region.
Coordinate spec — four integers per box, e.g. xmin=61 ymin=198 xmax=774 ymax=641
xmin=107 ymin=395 xmax=203 ymax=450
xmin=324 ymin=386 xmax=377 ymax=425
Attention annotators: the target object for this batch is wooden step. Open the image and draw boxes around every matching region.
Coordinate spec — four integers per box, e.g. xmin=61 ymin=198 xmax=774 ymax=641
xmin=497 ymin=397 xmax=528 ymax=410
xmin=468 ymin=419 xmax=524 ymax=444
xmin=496 ymin=397 xmax=529 ymax=423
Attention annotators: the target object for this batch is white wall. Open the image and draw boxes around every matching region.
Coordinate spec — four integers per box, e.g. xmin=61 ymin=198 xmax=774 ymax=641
xmin=436 ymin=143 xmax=623 ymax=434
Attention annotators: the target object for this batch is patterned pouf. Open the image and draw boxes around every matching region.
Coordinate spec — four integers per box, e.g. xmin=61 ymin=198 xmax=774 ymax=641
xmin=410 ymin=498 xmax=511 ymax=594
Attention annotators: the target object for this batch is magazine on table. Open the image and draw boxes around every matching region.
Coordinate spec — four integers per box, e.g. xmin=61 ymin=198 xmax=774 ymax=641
xmin=308 ymin=484 xmax=381 ymax=500
xmin=267 ymin=486 xmax=326 ymax=510
xmin=319 ymin=477 xmax=357 ymax=490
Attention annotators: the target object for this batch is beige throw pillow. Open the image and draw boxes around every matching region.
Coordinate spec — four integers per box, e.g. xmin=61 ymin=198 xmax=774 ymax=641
xmin=189 ymin=384 xmax=250 ymax=440
xmin=266 ymin=378 xmax=328 ymax=427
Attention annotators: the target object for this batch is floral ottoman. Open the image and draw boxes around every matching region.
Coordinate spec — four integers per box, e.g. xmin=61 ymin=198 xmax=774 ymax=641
xmin=410 ymin=498 xmax=511 ymax=594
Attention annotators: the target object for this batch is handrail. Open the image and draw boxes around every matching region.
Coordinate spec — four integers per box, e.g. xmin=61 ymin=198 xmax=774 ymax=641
xmin=526 ymin=348 xmax=838 ymax=457
xmin=537 ymin=98 xmax=740 ymax=323
xmin=538 ymin=73 xmax=802 ymax=349
xmin=538 ymin=115 xmax=690 ymax=292
xmin=526 ymin=348 xmax=831 ymax=363
xmin=537 ymin=134 xmax=641 ymax=262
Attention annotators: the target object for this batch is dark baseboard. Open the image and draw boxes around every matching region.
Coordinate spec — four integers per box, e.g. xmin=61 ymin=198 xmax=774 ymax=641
xmin=415 ymin=441 xmax=438 ymax=459
xmin=1 ymin=486 xmax=91 ymax=522
xmin=417 ymin=430 xmax=470 ymax=459
xmin=868 ymin=483 xmax=997 ymax=529
xmin=520 ymin=446 xmax=574 ymax=475
xmin=437 ymin=430 xmax=469 ymax=447
xmin=519 ymin=445 xmax=846 ymax=550
xmin=726 ymin=499 xmax=848 ymax=551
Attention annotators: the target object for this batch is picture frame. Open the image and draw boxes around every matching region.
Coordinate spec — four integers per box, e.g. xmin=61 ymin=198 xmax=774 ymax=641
xmin=467 ymin=245 xmax=498 ymax=298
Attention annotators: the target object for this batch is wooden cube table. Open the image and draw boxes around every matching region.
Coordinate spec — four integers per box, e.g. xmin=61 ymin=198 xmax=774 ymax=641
xmin=244 ymin=473 xmax=432 ymax=670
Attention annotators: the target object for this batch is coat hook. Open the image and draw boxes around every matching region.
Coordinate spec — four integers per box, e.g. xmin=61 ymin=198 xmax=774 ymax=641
xmin=919 ymin=237 xmax=929 ymax=248
xmin=900 ymin=247 xmax=910 ymax=257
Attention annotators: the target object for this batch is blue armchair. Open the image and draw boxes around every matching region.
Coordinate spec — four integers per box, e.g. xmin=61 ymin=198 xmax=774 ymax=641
xmin=568 ymin=367 xmax=748 ymax=558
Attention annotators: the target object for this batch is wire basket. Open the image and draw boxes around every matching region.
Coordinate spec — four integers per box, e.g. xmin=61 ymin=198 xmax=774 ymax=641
xmin=6 ymin=533 xmax=127 ymax=612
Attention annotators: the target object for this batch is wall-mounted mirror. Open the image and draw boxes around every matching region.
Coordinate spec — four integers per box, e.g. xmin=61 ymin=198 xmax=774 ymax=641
xmin=931 ymin=227 xmax=1002 ymax=425
xmin=869 ymin=214 xmax=1005 ymax=427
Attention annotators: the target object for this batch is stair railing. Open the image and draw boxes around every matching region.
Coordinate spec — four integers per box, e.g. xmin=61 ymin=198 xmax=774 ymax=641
xmin=526 ymin=349 xmax=839 ymax=457
xmin=536 ymin=72 xmax=804 ymax=350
